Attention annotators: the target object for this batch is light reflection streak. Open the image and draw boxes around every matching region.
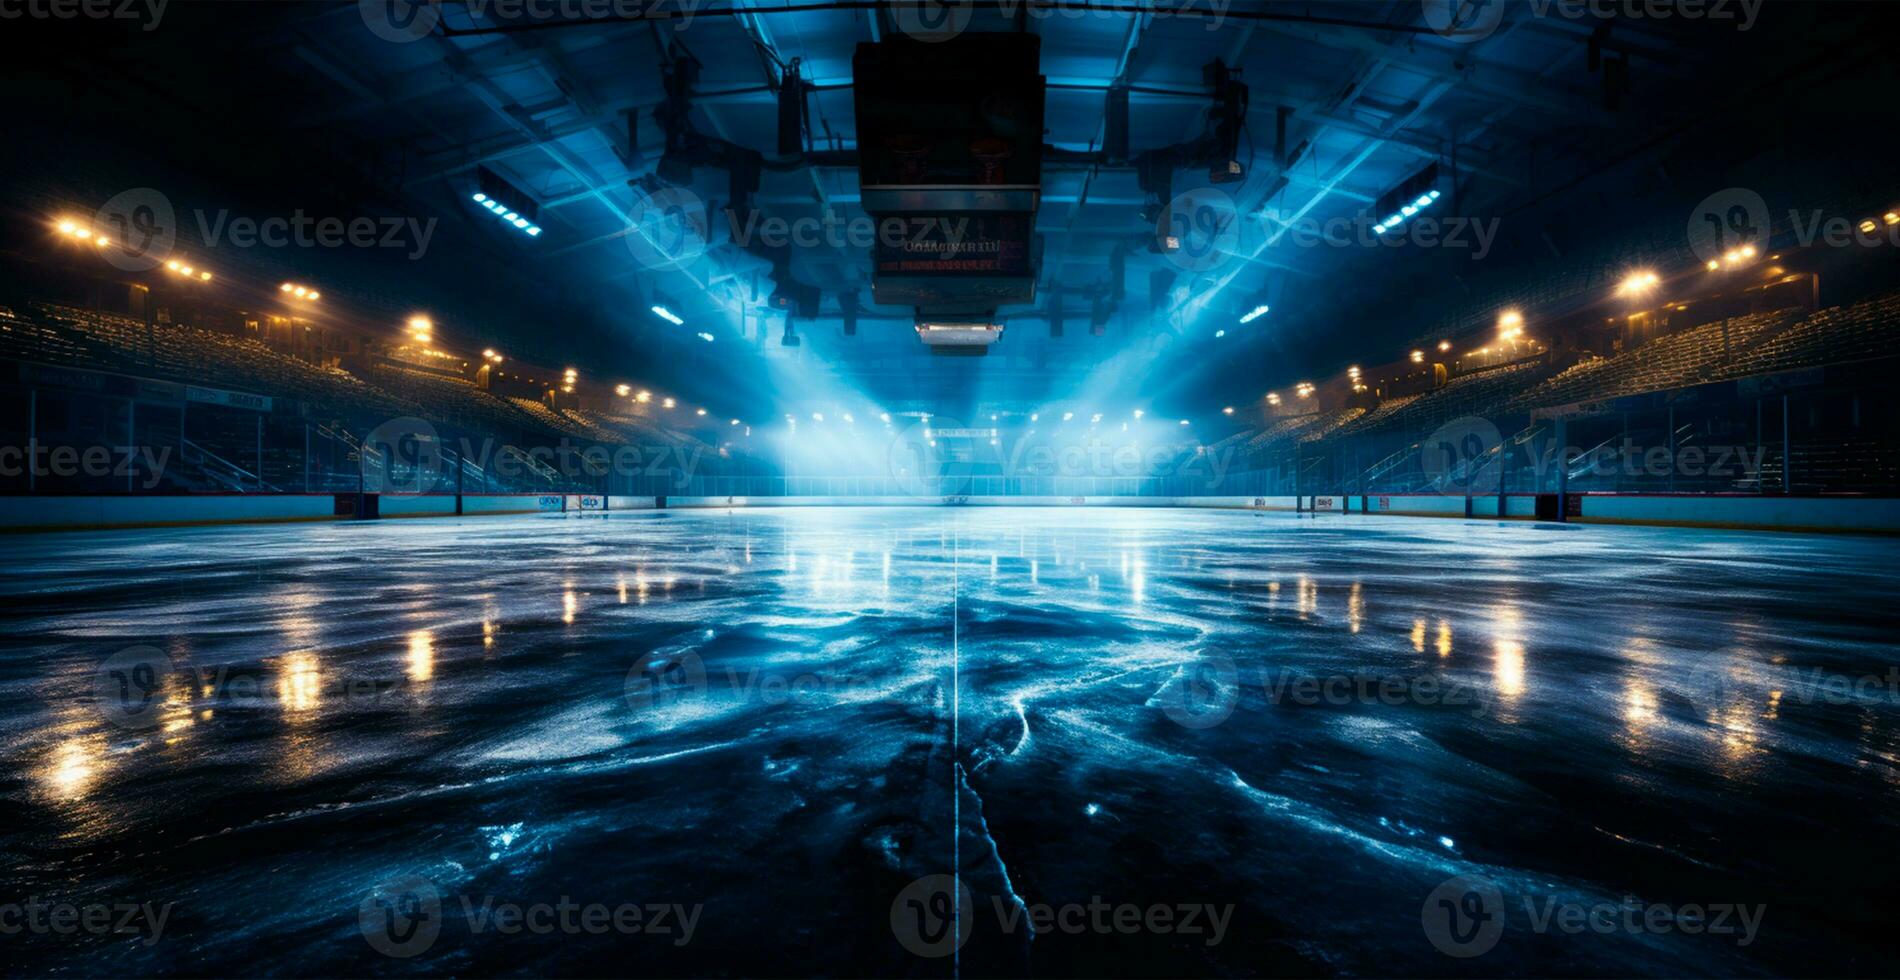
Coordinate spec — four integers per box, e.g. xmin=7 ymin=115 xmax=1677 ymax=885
xmin=1494 ymin=639 xmax=1524 ymax=699
xmin=278 ymin=651 xmax=321 ymax=715
xmin=407 ymin=630 xmax=435 ymax=683
xmin=41 ymin=736 xmax=103 ymax=801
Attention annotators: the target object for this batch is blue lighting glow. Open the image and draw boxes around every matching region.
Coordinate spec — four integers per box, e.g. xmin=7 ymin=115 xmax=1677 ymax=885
xmin=651 ymin=305 xmax=685 ymax=326
xmin=1239 ymin=304 xmax=1270 ymax=324
xmin=696 ymin=331 xmax=715 ymax=342
xmin=1374 ymin=188 xmax=1443 ymax=235
xmin=473 ymin=194 xmax=543 ymax=239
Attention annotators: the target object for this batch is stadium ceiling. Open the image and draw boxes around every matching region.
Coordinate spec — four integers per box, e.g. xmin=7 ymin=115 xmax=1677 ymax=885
xmin=23 ymin=1 xmax=1883 ymax=413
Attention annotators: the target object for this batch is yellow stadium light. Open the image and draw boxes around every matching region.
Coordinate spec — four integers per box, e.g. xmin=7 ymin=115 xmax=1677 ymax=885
xmin=199 ymin=271 xmax=211 ymax=282
xmin=615 ymin=384 xmax=631 ymax=397
xmin=280 ymin=283 xmax=293 ymax=292
xmin=662 ymin=397 xmax=676 ymax=409
xmin=57 ymin=219 xmax=76 ymax=235
xmin=1617 ymin=270 xmax=1661 ymax=296
xmin=308 ymin=292 xmax=319 ymax=301
xmin=95 ymin=237 xmax=110 ymax=248
xmin=73 ymin=228 xmax=91 ymax=240
xmin=408 ymin=316 xmax=432 ymax=332
xmin=1438 ymin=340 xmax=1451 ymax=352
xmin=1707 ymin=259 xmax=1720 ymax=270
xmin=165 ymin=260 xmax=180 ymax=272
xmin=1860 ymin=219 xmax=1877 ymax=234
xmin=1885 ymin=212 xmax=1899 ymax=226
xmin=635 ymin=390 xmax=651 ymax=403
xmin=1411 ymin=350 xmax=1425 ymax=363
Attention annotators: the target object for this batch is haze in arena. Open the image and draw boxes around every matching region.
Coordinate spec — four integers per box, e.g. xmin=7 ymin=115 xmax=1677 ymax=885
xmin=3 ymin=1 xmax=1899 ymax=977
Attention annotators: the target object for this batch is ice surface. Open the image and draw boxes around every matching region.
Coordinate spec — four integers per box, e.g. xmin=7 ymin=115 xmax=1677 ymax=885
xmin=0 ymin=507 xmax=1896 ymax=976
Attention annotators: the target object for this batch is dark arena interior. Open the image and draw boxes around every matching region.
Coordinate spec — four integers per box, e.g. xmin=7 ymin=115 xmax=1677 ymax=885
xmin=4 ymin=1 xmax=1900 ymax=977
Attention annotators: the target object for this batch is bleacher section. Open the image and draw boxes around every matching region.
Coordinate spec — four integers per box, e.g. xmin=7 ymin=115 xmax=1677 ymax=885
xmin=3 ymin=279 xmax=1895 ymax=498
xmin=1334 ymin=360 xmax=1551 ymax=438
xmin=1507 ymin=308 xmax=1800 ymax=410
xmin=364 ymin=363 xmax=573 ymax=441
xmin=1244 ymin=408 xmax=1364 ymax=450
xmin=1710 ymin=291 xmax=1900 ymax=380
xmin=23 ymin=303 xmax=427 ymax=423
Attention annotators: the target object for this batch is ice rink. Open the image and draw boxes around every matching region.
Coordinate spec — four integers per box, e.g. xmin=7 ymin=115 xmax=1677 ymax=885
xmin=2 ymin=507 xmax=1897 ymax=976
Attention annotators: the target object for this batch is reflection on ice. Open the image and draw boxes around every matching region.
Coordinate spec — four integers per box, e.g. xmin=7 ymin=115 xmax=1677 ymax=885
xmin=0 ymin=507 xmax=1894 ymax=977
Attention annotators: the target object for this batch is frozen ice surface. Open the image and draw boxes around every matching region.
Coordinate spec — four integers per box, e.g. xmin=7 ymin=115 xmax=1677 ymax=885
xmin=1 ymin=507 xmax=1897 ymax=976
